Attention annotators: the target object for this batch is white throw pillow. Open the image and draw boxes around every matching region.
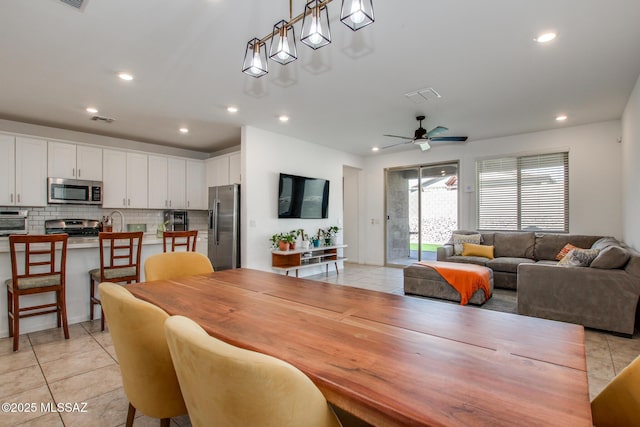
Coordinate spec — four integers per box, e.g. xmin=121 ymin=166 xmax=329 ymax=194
xmin=452 ymin=233 xmax=481 ymax=256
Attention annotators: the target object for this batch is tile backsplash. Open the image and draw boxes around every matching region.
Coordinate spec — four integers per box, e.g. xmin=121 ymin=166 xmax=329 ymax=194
xmin=1 ymin=206 xmax=208 ymax=234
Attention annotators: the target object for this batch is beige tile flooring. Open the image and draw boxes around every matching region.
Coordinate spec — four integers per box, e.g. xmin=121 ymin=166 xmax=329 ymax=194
xmin=0 ymin=263 xmax=638 ymax=426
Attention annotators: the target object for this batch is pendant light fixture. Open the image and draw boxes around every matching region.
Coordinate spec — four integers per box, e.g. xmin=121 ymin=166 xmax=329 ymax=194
xmin=269 ymin=20 xmax=297 ymax=64
xmin=301 ymin=0 xmax=331 ymax=49
xmin=242 ymin=38 xmax=268 ymax=77
xmin=340 ymin=0 xmax=374 ymax=31
xmin=242 ymin=0 xmax=375 ymax=78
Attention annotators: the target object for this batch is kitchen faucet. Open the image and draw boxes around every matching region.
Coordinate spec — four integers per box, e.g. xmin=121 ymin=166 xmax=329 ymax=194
xmin=109 ymin=210 xmax=125 ymax=232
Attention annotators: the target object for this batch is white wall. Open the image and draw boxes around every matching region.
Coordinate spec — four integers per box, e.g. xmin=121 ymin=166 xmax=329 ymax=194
xmin=241 ymin=126 xmax=363 ymax=274
xmin=363 ymin=120 xmax=623 ymax=265
xmin=622 ymin=73 xmax=640 ymax=249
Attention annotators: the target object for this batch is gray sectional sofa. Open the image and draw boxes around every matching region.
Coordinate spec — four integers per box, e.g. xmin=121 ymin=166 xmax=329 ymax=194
xmin=436 ymin=231 xmax=640 ymax=335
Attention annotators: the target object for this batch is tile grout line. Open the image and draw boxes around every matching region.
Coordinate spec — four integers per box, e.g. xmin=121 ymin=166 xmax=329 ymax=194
xmin=27 ymin=334 xmax=66 ymax=426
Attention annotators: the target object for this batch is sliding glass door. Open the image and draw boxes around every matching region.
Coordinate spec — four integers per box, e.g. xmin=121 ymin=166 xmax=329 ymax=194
xmin=385 ymin=162 xmax=458 ymax=266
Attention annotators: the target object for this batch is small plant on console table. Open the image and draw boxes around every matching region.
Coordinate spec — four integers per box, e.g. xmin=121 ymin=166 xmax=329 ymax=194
xmin=320 ymin=226 xmax=340 ymax=246
xmin=270 ymin=232 xmax=295 ymax=251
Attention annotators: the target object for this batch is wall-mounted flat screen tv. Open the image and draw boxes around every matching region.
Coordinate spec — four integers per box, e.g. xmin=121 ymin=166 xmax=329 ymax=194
xmin=278 ymin=173 xmax=329 ymax=219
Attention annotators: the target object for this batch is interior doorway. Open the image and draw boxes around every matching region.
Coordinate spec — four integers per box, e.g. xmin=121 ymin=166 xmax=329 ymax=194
xmin=385 ymin=162 xmax=459 ymax=266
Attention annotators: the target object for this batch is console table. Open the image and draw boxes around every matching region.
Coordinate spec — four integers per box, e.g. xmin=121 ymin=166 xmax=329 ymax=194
xmin=271 ymin=244 xmax=347 ymax=277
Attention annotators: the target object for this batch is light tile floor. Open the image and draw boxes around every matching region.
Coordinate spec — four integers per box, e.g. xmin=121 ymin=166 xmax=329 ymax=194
xmin=0 ymin=263 xmax=638 ymax=426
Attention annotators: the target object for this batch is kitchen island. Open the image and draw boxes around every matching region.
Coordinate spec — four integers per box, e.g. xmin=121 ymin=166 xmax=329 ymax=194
xmin=0 ymin=233 xmax=207 ymax=338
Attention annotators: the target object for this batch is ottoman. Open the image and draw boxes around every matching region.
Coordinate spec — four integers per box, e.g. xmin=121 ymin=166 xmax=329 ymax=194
xmin=404 ymin=262 xmax=494 ymax=305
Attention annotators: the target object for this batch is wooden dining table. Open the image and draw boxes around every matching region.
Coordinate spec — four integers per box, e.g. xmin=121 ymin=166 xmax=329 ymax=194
xmin=127 ymin=268 xmax=592 ymax=426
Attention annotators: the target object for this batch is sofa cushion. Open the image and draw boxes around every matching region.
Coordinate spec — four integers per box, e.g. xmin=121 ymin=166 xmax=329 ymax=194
xmin=590 ymin=246 xmax=630 ymax=269
xmin=494 ymin=232 xmax=535 ymax=258
xmin=534 ymin=234 xmax=602 ymax=261
xmin=536 ymin=260 xmax=558 ymax=266
xmin=447 ymin=256 xmax=489 ymax=267
xmin=558 ymin=248 xmax=599 ymax=267
xmin=462 ymin=243 xmax=494 ymax=259
xmin=591 ymin=237 xmax=621 ymax=251
xmin=487 ymin=257 xmax=535 ymax=273
xmin=555 ymin=243 xmax=581 ymax=261
xmin=452 ymin=233 xmax=481 ymax=255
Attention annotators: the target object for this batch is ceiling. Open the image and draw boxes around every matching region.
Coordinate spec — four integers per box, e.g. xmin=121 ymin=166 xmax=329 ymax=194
xmin=1 ymin=0 xmax=640 ymax=156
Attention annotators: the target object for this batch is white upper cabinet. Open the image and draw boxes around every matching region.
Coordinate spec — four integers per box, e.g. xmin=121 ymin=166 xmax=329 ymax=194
xmin=167 ymin=158 xmax=186 ymax=209
xmin=229 ymin=152 xmax=241 ymax=184
xmin=186 ymin=160 xmax=206 ymax=210
xmin=0 ymin=136 xmax=48 ymax=206
xmin=148 ymin=156 xmax=187 ymax=209
xmin=103 ymin=149 xmax=148 ymax=209
xmin=0 ymin=135 xmax=16 ymax=205
xmin=148 ymin=155 xmax=168 ymax=209
xmin=48 ymin=141 xmax=102 ymax=181
xmin=76 ymin=145 xmax=103 ymax=181
xmin=14 ymin=137 xmax=47 ymax=206
xmin=206 ymin=152 xmax=240 ymax=187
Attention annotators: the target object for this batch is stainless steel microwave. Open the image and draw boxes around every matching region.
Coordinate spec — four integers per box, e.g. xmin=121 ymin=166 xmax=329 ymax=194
xmin=48 ymin=177 xmax=103 ymax=205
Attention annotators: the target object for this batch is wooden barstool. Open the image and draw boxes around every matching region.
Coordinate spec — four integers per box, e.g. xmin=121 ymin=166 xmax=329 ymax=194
xmin=162 ymin=230 xmax=198 ymax=252
xmin=89 ymin=231 xmax=143 ymax=331
xmin=6 ymin=234 xmax=70 ymax=352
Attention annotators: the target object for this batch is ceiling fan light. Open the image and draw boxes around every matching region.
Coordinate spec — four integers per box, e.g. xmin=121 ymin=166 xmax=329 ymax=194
xmin=301 ymin=0 xmax=331 ymax=50
xmin=242 ymin=38 xmax=268 ymax=78
xmin=269 ymin=20 xmax=297 ymax=65
xmin=340 ymin=0 xmax=374 ymax=31
xmin=419 ymin=142 xmax=431 ymax=151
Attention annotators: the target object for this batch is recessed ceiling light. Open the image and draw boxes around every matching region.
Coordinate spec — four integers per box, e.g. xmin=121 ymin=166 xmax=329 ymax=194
xmin=556 ymin=115 xmax=568 ymax=122
xmin=371 ymin=147 xmax=379 ymax=152
xmin=227 ymin=106 xmax=239 ymax=113
xmin=86 ymin=107 xmax=98 ymax=114
xmin=534 ymin=32 xmax=557 ymax=43
xmin=118 ymin=72 xmax=134 ymax=81
xmin=279 ymin=115 xmax=289 ymax=122
xmin=179 ymin=128 xmax=189 ymax=134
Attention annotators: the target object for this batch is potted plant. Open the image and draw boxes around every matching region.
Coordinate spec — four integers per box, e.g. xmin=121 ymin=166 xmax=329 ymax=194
xmin=321 ymin=226 xmax=340 ymax=246
xmin=270 ymin=232 xmax=296 ymax=251
xmin=288 ymin=229 xmax=302 ymax=250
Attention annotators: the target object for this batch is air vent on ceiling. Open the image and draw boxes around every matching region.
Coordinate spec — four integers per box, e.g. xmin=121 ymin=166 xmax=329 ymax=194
xmin=59 ymin=0 xmax=84 ymax=9
xmin=404 ymin=87 xmax=442 ymax=104
xmin=91 ymin=115 xmax=115 ymax=124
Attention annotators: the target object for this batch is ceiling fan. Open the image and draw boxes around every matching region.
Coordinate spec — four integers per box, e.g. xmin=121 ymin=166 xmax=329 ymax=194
xmin=381 ymin=115 xmax=468 ymax=151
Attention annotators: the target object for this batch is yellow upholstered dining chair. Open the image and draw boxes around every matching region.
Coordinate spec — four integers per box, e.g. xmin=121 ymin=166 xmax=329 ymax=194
xmin=591 ymin=354 xmax=640 ymax=427
xmin=98 ymin=282 xmax=187 ymax=427
xmin=164 ymin=315 xmax=342 ymax=427
xmin=144 ymin=252 xmax=213 ymax=282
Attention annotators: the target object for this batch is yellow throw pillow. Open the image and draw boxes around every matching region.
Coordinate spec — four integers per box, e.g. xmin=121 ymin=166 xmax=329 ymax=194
xmin=462 ymin=242 xmax=494 ymax=259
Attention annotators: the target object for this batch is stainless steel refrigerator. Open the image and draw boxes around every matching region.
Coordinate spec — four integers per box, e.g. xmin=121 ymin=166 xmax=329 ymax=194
xmin=208 ymin=184 xmax=240 ymax=270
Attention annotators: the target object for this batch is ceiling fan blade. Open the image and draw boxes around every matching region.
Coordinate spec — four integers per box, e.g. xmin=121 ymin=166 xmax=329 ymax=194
xmin=383 ymin=134 xmax=414 ymax=140
xmin=418 ymin=141 xmax=431 ymax=151
xmin=381 ymin=140 xmax=413 ymax=150
xmin=427 ymin=126 xmax=448 ymax=138
xmin=430 ymin=136 xmax=468 ymax=142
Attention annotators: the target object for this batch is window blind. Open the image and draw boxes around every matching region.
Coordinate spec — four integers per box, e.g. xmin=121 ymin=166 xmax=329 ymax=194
xmin=477 ymin=152 xmax=568 ymax=232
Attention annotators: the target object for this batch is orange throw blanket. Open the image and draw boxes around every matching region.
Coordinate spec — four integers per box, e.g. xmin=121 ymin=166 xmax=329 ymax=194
xmin=416 ymin=261 xmax=491 ymax=305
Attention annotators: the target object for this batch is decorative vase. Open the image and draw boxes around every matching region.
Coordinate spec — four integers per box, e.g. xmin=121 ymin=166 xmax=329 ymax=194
xmin=290 ymin=241 xmax=297 ymax=250
xmin=302 ymin=240 xmax=311 ymax=250
xmin=312 ymin=239 xmax=320 ymax=248
xmin=324 ymin=238 xmax=331 ymax=246
xmin=278 ymin=240 xmax=290 ymax=251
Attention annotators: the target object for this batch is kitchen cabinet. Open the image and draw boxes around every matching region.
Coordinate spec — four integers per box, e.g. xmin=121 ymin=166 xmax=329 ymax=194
xmin=148 ymin=155 xmax=186 ymax=209
xmin=167 ymin=158 xmax=186 ymax=209
xmin=103 ymin=149 xmax=148 ymax=209
xmin=186 ymin=160 xmax=206 ymax=209
xmin=48 ymin=141 xmax=102 ymax=181
xmin=206 ymin=151 xmax=240 ymax=187
xmin=0 ymin=135 xmax=47 ymax=206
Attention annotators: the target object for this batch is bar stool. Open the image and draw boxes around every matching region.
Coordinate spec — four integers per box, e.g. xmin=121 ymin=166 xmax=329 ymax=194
xmin=162 ymin=230 xmax=198 ymax=252
xmin=6 ymin=234 xmax=70 ymax=352
xmin=89 ymin=231 xmax=143 ymax=331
